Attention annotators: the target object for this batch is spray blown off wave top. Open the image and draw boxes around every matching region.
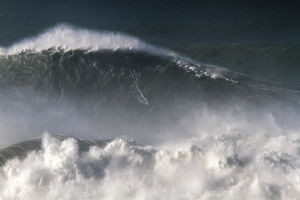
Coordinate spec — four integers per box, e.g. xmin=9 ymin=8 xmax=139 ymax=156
xmin=1 ymin=25 xmax=300 ymax=200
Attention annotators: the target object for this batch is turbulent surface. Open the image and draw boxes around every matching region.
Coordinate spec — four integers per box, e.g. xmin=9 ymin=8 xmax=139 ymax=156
xmin=1 ymin=25 xmax=300 ymax=200
xmin=1 ymin=133 xmax=300 ymax=200
xmin=175 ymin=45 xmax=300 ymax=89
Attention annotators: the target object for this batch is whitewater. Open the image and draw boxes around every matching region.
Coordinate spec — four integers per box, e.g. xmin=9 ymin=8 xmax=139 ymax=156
xmin=0 ymin=25 xmax=300 ymax=200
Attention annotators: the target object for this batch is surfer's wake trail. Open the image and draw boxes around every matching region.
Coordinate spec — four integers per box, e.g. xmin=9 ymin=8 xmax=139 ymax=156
xmin=0 ymin=24 xmax=300 ymax=200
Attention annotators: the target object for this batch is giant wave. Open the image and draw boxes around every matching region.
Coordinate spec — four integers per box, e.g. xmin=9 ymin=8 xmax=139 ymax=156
xmin=1 ymin=25 xmax=300 ymax=200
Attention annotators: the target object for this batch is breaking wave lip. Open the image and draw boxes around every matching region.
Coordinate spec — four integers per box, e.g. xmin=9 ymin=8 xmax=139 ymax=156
xmin=0 ymin=24 xmax=172 ymax=56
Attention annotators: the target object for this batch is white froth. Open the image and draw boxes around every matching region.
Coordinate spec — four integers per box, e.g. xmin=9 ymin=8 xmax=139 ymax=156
xmin=0 ymin=24 xmax=166 ymax=55
xmin=1 ymin=133 xmax=300 ymax=200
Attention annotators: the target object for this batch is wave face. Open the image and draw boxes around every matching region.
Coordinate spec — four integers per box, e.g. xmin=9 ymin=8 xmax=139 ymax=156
xmin=1 ymin=25 xmax=300 ymax=200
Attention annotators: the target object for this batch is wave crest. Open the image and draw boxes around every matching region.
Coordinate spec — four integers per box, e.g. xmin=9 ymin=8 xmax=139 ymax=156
xmin=0 ymin=24 xmax=168 ymax=55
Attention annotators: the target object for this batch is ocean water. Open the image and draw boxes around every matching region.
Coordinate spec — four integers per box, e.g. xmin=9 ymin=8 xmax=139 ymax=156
xmin=1 ymin=1 xmax=300 ymax=200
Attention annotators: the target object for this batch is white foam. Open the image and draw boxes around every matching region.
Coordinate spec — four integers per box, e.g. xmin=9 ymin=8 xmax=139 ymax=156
xmin=0 ymin=24 xmax=167 ymax=55
xmin=1 ymin=132 xmax=300 ymax=200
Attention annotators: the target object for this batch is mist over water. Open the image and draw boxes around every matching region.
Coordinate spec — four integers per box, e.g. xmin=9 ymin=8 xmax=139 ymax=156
xmin=0 ymin=24 xmax=300 ymax=200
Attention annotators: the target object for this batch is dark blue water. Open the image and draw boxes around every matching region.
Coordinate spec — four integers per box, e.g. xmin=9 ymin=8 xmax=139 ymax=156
xmin=1 ymin=0 xmax=299 ymax=46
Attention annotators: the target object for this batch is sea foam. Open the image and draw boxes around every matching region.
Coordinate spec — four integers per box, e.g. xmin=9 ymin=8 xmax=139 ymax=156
xmin=1 ymin=133 xmax=300 ymax=200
